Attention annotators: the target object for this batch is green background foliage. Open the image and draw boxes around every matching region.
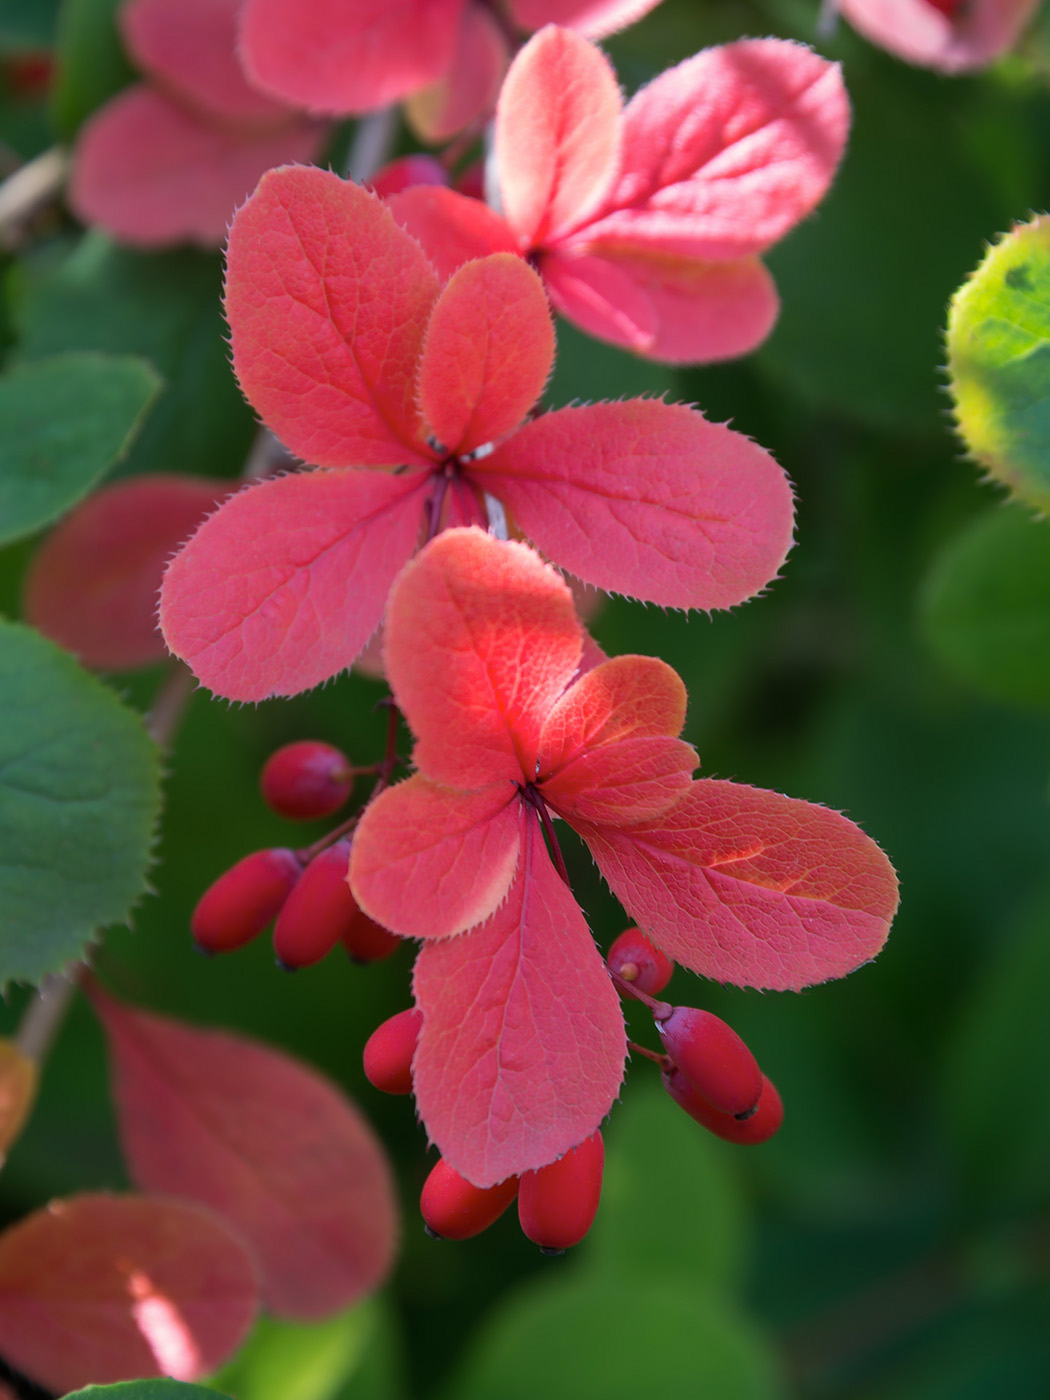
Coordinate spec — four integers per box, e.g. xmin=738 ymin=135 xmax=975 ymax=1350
xmin=3 ymin=0 xmax=1050 ymax=1396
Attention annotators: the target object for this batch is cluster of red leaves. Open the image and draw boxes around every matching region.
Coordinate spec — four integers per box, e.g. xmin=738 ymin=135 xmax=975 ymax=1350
xmin=0 ymin=986 xmax=397 ymax=1391
xmin=836 ymin=0 xmax=1039 ymax=71
xmin=386 ymin=29 xmax=850 ymax=361
xmin=159 ymin=165 xmax=794 ymax=700
xmin=69 ymin=0 xmax=325 ymax=246
xmin=239 ymin=0 xmax=663 ymax=142
xmin=347 ymin=528 xmax=898 ymax=1187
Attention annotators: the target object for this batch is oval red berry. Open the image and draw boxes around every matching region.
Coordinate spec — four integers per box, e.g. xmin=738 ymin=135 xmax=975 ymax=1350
xmin=191 ymin=847 xmax=301 ymax=953
xmin=657 ymin=1006 xmax=762 ymax=1119
xmin=273 ymin=839 xmax=356 ymax=969
xmin=363 ymin=1007 xmax=423 ymax=1096
xmin=517 ymin=1130 xmax=604 ymax=1252
xmin=663 ymin=1067 xmax=784 ymax=1145
xmin=606 ymin=927 xmax=674 ymax=996
xmin=420 ymin=1159 xmax=519 ymax=1241
xmin=261 ymin=740 xmax=354 ymax=821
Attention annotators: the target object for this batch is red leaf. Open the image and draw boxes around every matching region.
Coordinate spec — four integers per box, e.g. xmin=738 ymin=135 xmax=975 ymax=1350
xmin=406 ymin=3 xmax=508 ymax=143
xmin=239 ymin=0 xmax=467 ymax=113
xmin=350 ymin=776 xmax=522 ymax=939
xmin=577 ymin=779 xmax=899 ymax=991
xmin=541 ymin=247 xmax=779 ymax=363
xmin=838 ymin=0 xmax=1039 ymax=72
xmin=121 ymin=0 xmax=291 ymax=126
xmin=412 ymin=808 xmax=626 ymax=1186
xmin=579 ymin=39 xmax=849 ymax=260
xmin=23 ymin=474 xmax=226 ymax=671
xmin=417 ymin=254 xmax=554 ymax=454
xmin=507 ymin=0 xmax=664 ymax=37
xmin=0 ymin=1193 xmax=257 ymax=1391
xmin=387 ymin=186 xmax=518 ymax=281
xmin=159 ymin=468 xmax=427 ymax=700
xmin=70 ymin=86 xmax=323 ymax=247
xmin=225 ymin=166 xmax=439 ymax=467
xmin=542 ymin=734 xmax=697 ymax=825
xmin=90 ymin=990 xmax=398 ymax=1320
xmin=384 ymin=529 xmax=582 ymax=788
xmin=495 ymin=26 xmax=621 ymax=247
xmin=474 ymin=400 xmax=795 ymax=610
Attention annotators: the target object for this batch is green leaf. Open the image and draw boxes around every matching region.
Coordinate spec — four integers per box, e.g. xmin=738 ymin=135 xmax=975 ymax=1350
xmin=10 ymin=232 xmax=256 ymax=480
xmin=0 ymin=352 xmax=160 ymax=546
xmin=582 ymin=1078 xmax=748 ymax=1289
xmin=948 ymin=216 xmax=1050 ymax=514
xmin=0 ymin=621 xmax=161 ymax=986
xmin=51 ymin=0 xmax=134 ymax=138
xmin=208 ymin=1299 xmax=402 ymax=1400
xmin=919 ymin=503 xmax=1050 ymax=708
xmin=444 ymin=1274 xmax=783 ymax=1400
xmin=67 ymin=1386 xmax=231 ymax=1400
xmin=941 ymin=888 xmax=1050 ymax=1204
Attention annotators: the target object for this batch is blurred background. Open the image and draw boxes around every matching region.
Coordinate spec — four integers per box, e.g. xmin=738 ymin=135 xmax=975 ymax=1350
xmin=3 ymin=0 xmax=1050 ymax=1396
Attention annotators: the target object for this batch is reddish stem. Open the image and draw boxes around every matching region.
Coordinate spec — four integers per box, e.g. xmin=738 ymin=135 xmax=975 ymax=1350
xmin=627 ymin=1039 xmax=673 ymax=1071
xmin=609 ymin=966 xmax=672 ymax=1021
xmin=297 ymin=702 xmax=404 ymax=863
xmin=522 ymin=785 xmax=572 ymax=889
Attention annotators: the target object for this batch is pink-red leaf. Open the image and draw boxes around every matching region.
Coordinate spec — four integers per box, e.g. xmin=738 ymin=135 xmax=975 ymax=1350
xmin=384 ymin=528 xmax=582 ymax=788
xmin=578 ymin=779 xmax=899 ymax=991
xmin=239 ymin=0 xmax=467 ymax=113
xmin=495 ymin=26 xmax=622 ymax=248
xmin=837 ymin=0 xmax=1039 ymax=72
xmin=475 ymin=400 xmax=795 ymax=610
xmin=542 ymin=734 xmax=696 ymax=825
xmin=70 ymin=87 xmax=323 ymax=247
xmin=159 ymin=468 xmax=427 ymax=701
xmin=405 ymin=3 xmax=508 ymax=143
xmin=508 ymin=0 xmax=664 ymax=38
xmin=541 ymin=246 xmax=779 ymax=363
xmin=0 ymin=1193 xmax=257 ymax=1391
xmin=90 ymin=990 xmax=398 ymax=1320
xmin=350 ymin=776 xmax=522 ymax=939
xmin=225 ymin=166 xmax=438 ymax=467
xmin=412 ymin=809 xmax=626 ymax=1186
xmin=387 ymin=186 xmax=519 ymax=281
xmin=578 ymin=39 xmax=849 ymax=260
xmin=24 ymin=474 xmax=226 ymax=671
xmin=418 ymin=254 xmax=554 ymax=454
xmin=122 ymin=0 xmax=290 ymax=126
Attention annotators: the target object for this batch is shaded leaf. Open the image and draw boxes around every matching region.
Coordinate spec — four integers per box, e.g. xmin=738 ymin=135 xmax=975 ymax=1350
xmin=91 ymin=987 xmax=399 ymax=1320
xmin=67 ymin=1384 xmax=231 ymax=1399
xmin=0 ymin=1193 xmax=258 ymax=1391
xmin=0 ymin=621 xmax=160 ymax=987
xmin=0 ymin=352 xmax=159 ymax=546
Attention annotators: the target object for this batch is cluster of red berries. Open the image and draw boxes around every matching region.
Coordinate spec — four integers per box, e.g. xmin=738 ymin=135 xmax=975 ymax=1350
xmin=190 ymin=740 xmax=400 ymax=968
xmin=360 ymin=927 xmax=782 ymax=1252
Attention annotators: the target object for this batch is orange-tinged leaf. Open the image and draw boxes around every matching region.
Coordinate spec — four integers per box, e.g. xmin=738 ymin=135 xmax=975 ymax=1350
xmin=351 ymin=776 xmax=522 ymax=939
xmin=90 ymin=991 xmax=398 ymax=1320
xmin=406 ymin=3 xmax=508 ymax=143
xmin=225 ymin=166 xmax=439 ymax=467
xmin=412 ymin=809 xmax=626 ymax=1186
xmin=496 ymin=26 xmax=622 ymax=247
xmin=159 ymin=468 xmax=428 ymax=701
xmin=0 ymin=1040 xmax=36 ymax=1162
xmin=0 ymin=1193 xmax=258 ymax=1391
xmin=541 ymin=734 xmax=696 ymax=825
xmin=387 ymin=186 xmax=519 ymax=281
xmin=418 ymin=254 xmax=554 ymax=454
xmin=70 ymin=87 xmax=323 ymax=248
xmin=474 ymin=400 xmax=795 ymax=610
xmin=384 ymin=529 xmax=582 ymax=788
xmin=577 ymin=779 xmax=899 ymax=991
xmin=24 ymin=474 xmax=227 ymax=672
xmin=537 ymin=655 xmax=687 ymax=776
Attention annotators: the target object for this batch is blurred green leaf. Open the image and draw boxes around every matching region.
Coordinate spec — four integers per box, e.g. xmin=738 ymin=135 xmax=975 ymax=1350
xmin=445 ymin=1273 xmax=784 ymax=1400
xmin=67 ymin=1386 xmax=230 ymax=1400
xmin=0 ymin=620 xmax=160 ymax=986
xmin=919 ymin=503 xmax=1050 ymax=708
xmin=51 ymin=0 xmax=133 ymax=138
xmin=10 ymin=232 xmax=256 ymax=479
xmin=209 ymin=1300 xmax=402 ymax=1400
xmin=0 ymin=351 xmax=159 ymax=545
xmin=947 ymin=215 xmax=1050 ymax=514
xmin=941 ymin=889 xmax=1050 ymax=1203
xmin=0 ymin=0 xmax=59 ymax=49
xmin=583 ymin=1078 xmax=748 ymax=1289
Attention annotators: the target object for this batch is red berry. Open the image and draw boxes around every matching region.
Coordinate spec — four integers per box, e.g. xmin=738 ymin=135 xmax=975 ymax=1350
xmin=260 ymin=741 xmax=354 ymax=821
xmin=607 ymin=927 xmax=674 ymax=996
xmin=368 ymin=154 xmax=448 ymax=198
xmin=191 ymin=848 xmax=301 ymax=953
xmin=656 ymin=1006 xmax=762 ymax=1119
xmin=363 ymin=1008 xmax=422 ymax=1095
xmin=342 ymin=904 xmax=402 ymax=964
xmin=518 ymin=1131 xmax=604 ymax=1252
xmin=272 ymin=840 xmax=356 ymax=969
xmin=663 ymin=1067 xmax=784 ymax=1145
xmin=420 ymin=1159 xmax=519 ymax=1241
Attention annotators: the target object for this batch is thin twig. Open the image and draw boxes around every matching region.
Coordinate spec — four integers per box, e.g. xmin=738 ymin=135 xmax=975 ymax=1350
xmin=15 ymin=968 xmax=82 ymax=1063
xmin=145 ymin=664 xmax=195 ymax=748
xmin=346 ymin=107 xmax=399 ymax=183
